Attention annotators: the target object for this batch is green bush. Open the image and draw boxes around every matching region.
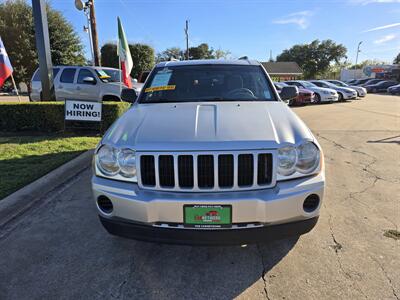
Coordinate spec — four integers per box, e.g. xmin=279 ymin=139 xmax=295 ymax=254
xmin=0 ymin=102 xmax=131 ymax=133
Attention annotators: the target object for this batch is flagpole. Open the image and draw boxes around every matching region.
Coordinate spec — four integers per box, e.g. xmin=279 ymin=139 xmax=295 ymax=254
xmin=10 ymin=73 xmax=21 ymax=103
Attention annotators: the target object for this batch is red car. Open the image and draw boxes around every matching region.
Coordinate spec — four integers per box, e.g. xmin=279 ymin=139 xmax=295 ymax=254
xmin=274 ymin=82 xmax=314 ymax=106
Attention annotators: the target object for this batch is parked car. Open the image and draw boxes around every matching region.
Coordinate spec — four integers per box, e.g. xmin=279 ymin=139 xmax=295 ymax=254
xmin=345 ymin=79 xmax=358 ymax=85
xmin=274 ymin=82 xmax=314 ymax=106
xmin=360 ymin=79 xmax=384 ymax=87
xmin=309 ymin=80 xmax=357 ymax=101
xmin=326 ymin=80 xmax=367 ymax=98
xmin=352 ymin=78 xmax=374 ymax=86
xmin=30 ymin=66 xmax=143 ymax=102
xmin=92 ymin=59 xmax=324 ymax=245
xmin=387 ymin=84 xmax=400 ymax=95
xmin=365 ymin=80 xmax=399 ymax=93
xmin=285 ymin=80 xmax=338 ymax=103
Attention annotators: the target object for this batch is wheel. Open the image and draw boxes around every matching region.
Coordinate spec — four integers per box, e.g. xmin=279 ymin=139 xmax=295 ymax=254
xmin=373 ymin=88 xmax=377 ymax=93
xmin=314 ymin=93 xmax=321 ymax=104
xmin=338 ymin=93 xmax=344 ymax=101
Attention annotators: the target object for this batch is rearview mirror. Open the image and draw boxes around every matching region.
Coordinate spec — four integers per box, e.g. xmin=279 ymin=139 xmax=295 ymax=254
xmin=280 ymin=86 xmax=298 ymax=101
xmin=121 ymin=88 xmax=138 ymax=103
xmin=83 ymin=76 xmax=96 ymax=84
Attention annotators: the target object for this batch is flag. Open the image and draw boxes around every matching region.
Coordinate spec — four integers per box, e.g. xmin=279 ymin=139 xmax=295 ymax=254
xmin=0 ymin=37 xmax=13 ymax=88
xmin=117 ymin=17 xmax=133 ymax=88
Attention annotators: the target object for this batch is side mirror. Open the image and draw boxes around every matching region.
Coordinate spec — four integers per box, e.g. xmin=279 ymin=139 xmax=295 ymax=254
xmin=83 ymin=76 xmax=96 ymax=84
xmin=121 ymin=88 xmax=138 ymax=103
xmin=280 ymin=86 xmax=298 ymax=101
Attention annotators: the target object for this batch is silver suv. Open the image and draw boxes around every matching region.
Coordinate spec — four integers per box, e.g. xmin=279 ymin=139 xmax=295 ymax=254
xmin=92 ymin=59 xmax=325 ymax=245
xmin=30 ymin=66 xmax=143 ymax=102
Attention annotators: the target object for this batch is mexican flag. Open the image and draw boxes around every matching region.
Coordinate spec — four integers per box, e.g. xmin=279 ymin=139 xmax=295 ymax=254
xmin=117 ymin=17 xmax=133 ymax=88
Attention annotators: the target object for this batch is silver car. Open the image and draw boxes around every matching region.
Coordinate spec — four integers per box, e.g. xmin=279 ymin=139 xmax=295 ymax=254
xmin=92 ymin=59 xmax=325 ymax=245
xmin=30 ymin=66 xmax=143 ymax=102
xmin=326 ymin=80 xmax=367 ymax=98
xmin=309 ymin=80 xmax=357 ymax=101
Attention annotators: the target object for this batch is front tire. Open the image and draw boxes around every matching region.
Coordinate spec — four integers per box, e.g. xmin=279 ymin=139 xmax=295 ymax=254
xmin=314 ymin=93 xmax=321 ymax=104
xmin=338 ymin=92 xmax=344 ymax=101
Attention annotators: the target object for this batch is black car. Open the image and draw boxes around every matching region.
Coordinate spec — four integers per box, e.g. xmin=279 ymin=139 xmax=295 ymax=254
xmin=361 ymin=79 xmax=384 ymax=87
xmin=387 ymin=84 xmax=400 ymax=95
xmin=353 ymin=78 xmax=374 ymax=86
xmin=365 ymin=81 xmax=398 ymax=93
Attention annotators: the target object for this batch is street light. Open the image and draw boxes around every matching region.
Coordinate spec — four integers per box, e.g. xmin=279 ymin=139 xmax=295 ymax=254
xmin=75 ymin=0 xmax=94 ymax=65
xmin=354 ymin=41 xmax=362 ymax=79
xmin=75 ymin=0 xmax=100 ymax=66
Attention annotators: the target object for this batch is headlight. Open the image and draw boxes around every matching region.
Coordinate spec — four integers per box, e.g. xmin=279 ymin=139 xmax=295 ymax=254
xmin=97 ymin=145 xmax=119 ymax=176
xmin=277 ymin=146 xmax=297 ymax=176
xmin=322 ymin=90 xmax=329 ymax=94
xmin=277 ymin=141 xmax=321 ymax=179
xmin=296 ymin=142 xmax=320 ymax=174
xmin=118 ymin=148 xmax=137 ymax=178
xmin=95 ymin=144 xmax=137 ymax=182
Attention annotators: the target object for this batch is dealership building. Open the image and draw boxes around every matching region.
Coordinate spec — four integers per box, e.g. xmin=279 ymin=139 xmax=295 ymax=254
xmin=261 ymin=62 xmax=303 ymax=81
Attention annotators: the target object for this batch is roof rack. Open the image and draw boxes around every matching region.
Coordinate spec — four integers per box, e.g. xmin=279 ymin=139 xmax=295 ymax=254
xmin=238 ymin=56 xmax=248 ymax=60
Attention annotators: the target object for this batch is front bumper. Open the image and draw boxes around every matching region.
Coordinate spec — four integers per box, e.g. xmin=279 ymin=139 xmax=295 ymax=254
xmin=320 ymin=94 xmax=338 ymax=102
xmin=343 ymin=92 xmax=357 ymax=100
xmin=100 ymin=215 xmax=319 ymax=245
xmin=92 ymin=172 xmax=325 ymax=244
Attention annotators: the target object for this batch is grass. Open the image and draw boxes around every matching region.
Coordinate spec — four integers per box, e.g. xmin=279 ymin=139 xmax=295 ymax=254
xmin=0 ymin=134 xmax=100 ymax=200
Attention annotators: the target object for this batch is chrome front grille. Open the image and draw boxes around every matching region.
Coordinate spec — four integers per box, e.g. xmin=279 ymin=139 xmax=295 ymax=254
xmin=138 ymin=151 xmax=276 ymax=192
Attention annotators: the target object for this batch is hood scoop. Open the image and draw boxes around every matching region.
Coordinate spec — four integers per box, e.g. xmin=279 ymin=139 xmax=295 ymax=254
xmin=195 ymin=104 xmax=217 ymax=138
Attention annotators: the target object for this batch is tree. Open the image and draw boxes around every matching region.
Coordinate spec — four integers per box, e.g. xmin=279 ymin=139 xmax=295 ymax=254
xmin=101 ymin=42 xmax=155 ymax=79
xmin=128 ymin=43 xmax=155 ymax=79
xmin=189 ymin=43 xmax=214 ymax=59
xmin=214 ymin=48 xmax=231 ymax=59
xmin=100 ymin=43 xmax=119 ymax=69
xmin=0 ymin=0 xmax=85 ymax=85
xmin=156 ymin=47 xmax=184 ymax=62
xmin=349 ymin=59 xmax=386 ymax=70
xmin=276 ymin=40 xmax=347 ymax=79
xmin=394 ymin=53 xmax=400 ymax=64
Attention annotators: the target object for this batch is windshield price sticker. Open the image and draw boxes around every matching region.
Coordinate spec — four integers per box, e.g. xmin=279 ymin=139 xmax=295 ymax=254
xmin=150 ymin=71 xmax=172 ymax=87
xmin=145 ymin=85 xmax=176 ymax=93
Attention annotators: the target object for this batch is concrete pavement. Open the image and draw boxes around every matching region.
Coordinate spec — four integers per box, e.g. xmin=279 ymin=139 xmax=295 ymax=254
xmin=0 ymin=94 xmax=399 ymax=299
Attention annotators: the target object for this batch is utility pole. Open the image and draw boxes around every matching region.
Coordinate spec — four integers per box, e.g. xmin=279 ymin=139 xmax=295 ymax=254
xmin=354 ymin=41 xmax=362 ymax=79
xmin=32 ymin=0 xmax=55 ymax=101
xmin=269 ymin=50 xmax=273 ymax=62
xmin=184 ymin=20 xmax=189 ymax=60
xmin=89 ymin=0 xmax=100 ymax=66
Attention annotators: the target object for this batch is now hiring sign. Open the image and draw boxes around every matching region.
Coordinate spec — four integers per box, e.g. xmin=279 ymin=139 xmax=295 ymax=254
xmin=65 ymin=100 xmax=102 ymax=122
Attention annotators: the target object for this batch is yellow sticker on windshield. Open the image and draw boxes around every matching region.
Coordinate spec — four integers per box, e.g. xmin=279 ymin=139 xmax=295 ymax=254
xmin=145 ymin=85 xmax=176 ymax=93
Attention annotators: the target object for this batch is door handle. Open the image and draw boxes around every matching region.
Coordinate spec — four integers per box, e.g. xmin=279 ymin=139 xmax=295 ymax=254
xmin=58 ymin=85 xmax=63 ymax=89
xmin=76 ymin=86 xmax=81 ymax=90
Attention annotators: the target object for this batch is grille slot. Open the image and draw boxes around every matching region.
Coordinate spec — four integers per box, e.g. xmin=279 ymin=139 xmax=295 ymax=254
xmin=158 ymin=155 xmax=175 ymax=187
xmin=178 ymin=155 xmax=194 ymax=188
xmin=218 ymin=154 xmax=234 ymax=188
xmin=257 ymin=153 xmax=273 ymax=185
xmin=197 ymin=155 xmax=214 ymax=188
xmin=238 ymin=154 xmax=254 ymax=186
xmin=140 ymin=155 xmax=156 ymax=186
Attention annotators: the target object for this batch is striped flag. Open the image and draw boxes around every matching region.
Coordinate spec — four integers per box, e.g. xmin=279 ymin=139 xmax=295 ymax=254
xmin=117 ymin=17 xmax=133 ymax=88
xmin=0 ymin=37 xmax=13 ymax=88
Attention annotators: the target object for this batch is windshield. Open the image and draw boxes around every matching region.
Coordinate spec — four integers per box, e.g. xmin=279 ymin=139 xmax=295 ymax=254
xmin=320 ymin=80 xmax=337 ymax=88
xmin=139 ymin=65 xmax=276 ymax=103
xmin=331 ymin=81 xmax=347 ymax=87
xmin=301 ymin=81 xmax=317 ymax=88
xmin=95 ymin=69 xmax=120 ymax=83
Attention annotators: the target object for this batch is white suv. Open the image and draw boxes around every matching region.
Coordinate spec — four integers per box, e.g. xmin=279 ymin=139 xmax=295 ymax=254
xmin=30 ymin=66 xmax=143 ymax=102
xmin=92 ymin=59 xmax=325 ymax=245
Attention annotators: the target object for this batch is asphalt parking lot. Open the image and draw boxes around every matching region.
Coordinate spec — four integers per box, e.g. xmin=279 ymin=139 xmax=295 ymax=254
xmin=0 ymin=94 xmax=399 ymax=299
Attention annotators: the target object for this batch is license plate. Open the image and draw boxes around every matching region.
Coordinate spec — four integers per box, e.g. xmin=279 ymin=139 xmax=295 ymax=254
xmin=183 ymin=205 xmax=232 ymax=228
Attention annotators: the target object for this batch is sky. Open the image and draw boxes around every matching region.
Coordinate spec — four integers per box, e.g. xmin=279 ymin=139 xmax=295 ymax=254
xmin=54 ymin=0 xmax=400 ymax=64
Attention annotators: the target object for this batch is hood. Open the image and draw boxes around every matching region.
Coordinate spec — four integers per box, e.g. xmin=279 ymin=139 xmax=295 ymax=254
xmin=107 ymin=81 xmax=143 ymax=91
xmin=102 ymin=102 xmax=314 ymax=151
xmin=349 ymin=85 xmax=364 ymax=91
xmin=309 ymin=87 xmax=337 ymax=94
xmin=298 ymin=88 xmax=313 ymax=94
xmin=337 ymin=87 xmax=356 ymax=93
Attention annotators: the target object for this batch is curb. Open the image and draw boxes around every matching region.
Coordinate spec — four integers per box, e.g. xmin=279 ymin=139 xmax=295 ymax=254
xmin=0 ymin=149 xmax=94 ymax=228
